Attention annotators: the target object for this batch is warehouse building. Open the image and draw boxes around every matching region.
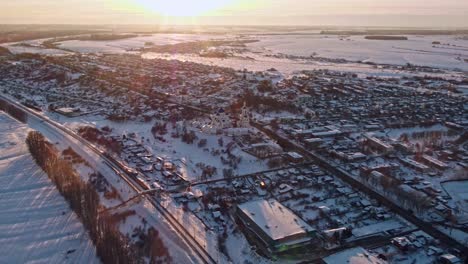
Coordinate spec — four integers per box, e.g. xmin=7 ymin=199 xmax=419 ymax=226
xmin=236 ymin=199 xmax=316 ymax=253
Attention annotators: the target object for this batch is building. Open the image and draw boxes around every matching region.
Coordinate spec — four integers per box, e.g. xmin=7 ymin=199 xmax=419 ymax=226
xmin=202 ymin=108 xmax=232 ymax=133
xmin=304 ymin=137 xmax=323 ymax=148
xmin=364 ymin=135 xmax=394 ymax=154
xmin=420 ymin=155 xmax=448 ymax=170
xmin=439 ymin=254 xmax=462 ymax=264
xmin=211 ymin=108 xmax=231 ymax=129
xmin=311 ymin=129 xmax=343 ymax=138
xmin=286 ymin=152 xmax=304 ymax=163
xmin=243 ymin=142 xmax=283 ymax=159
xmin=399 ymin=157 xmax=430 ymax=172
xmin=238 ymin=102 xmax=251 ymax=127
xmin=54 ymin=107 xmax=81 ymax=117
xmin=236 ymin=199 xmax=316 ymax=253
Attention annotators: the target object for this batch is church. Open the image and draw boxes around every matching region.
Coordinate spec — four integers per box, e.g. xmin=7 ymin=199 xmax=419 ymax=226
xmin=201 ymin=102 xmax=251 ymax=134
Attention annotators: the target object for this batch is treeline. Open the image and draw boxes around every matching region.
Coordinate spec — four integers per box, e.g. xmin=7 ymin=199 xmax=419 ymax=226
xmin=0 ymin=98 xmax=27 ymax=123
xmin=365 ymin=36 xmax=408 ymax=40
xmin=143 ymin=39 xmax=257 ymax=54
xmin=240 ymin=90 xmax=300 ymax=114
xmin=26 ymin=131 xmax=171 ymax=263
xmin=358 ymin=170 xmax=431 ymax=214
xmin=320 ymin=29 xmax=468 ymax=36
xmin=0 ymin=29 xmax=97 ymax=44
xmin=78 ymin=126 xmax=122 ymax=154
xmin=42 ymin=34 xmax=139 ymax=49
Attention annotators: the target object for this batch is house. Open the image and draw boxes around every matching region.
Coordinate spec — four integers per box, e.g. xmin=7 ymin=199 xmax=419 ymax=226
xmin=278 ymin=183 xmax=293 ymax=194
xmin=323 ymin=227 xmax=349 ymax=241
xmin=400 ymin=157 xmax=430 ymax=172
xmin=364 ymin=135 xmax=394 ymax=154
xmin=304 ymin=138 xmax=323 ymax=148
xmin=286 ymin=152 xmax=304 ymax=163
xmin=391 ymin=236 xmax=412 ymax=251
xmin=54 ymin=107 xmax=81 ymax=117
xmin=311 ymin=129 xmax=343 ymax=138
xmin=420 ymin=155 xmax=448 ymax=170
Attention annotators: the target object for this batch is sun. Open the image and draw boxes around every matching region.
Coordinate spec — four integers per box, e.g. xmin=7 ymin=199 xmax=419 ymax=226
xmin=134 ymin=0 xmax=234 ymax=17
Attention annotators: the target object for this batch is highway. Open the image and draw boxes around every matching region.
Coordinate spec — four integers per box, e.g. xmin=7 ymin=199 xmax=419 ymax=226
xmin=0 ymin=94 xmax=217 ymax=264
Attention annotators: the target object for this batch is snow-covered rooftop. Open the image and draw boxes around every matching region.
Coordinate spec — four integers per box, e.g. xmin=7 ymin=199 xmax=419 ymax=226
xmin=238 ymin=199 xmax=314 ymax=241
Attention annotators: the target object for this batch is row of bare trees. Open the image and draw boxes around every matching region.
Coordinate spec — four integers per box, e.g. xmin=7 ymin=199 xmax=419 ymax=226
xmin=77 ymin=126 xmax=122 ymax=154
xmin=358 ymin=170 xmax=431 ymax=214
xmin=26 ymin=131 xmax=171 ymax=263
xmin=0 ymin=98 xmax=27 ymax=123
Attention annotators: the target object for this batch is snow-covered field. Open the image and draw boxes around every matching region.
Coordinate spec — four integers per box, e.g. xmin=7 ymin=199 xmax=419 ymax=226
xmin=142 ymin=52 xmax=405 ymax=77
xmin=442 ymin=180 xmax=468 ymax=223
xmin=57 ymin=33 xmax=223 ymax=54
xmin=3 ymin=32 xmax=466 ymax=76
xmin=143 ymin=33 xmax=468 ymax=75
xmin=247 ymin=34 xmax=468 ymax=71
xmin=442 ymin=180 xmax=468 ymax=207
xmin=5 ymin=45 xmax=71 ymax=55
xmin=0 ymin=112 xmax=100 ymax=264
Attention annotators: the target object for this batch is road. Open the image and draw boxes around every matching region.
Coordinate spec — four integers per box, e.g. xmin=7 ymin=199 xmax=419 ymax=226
xmin=0 ymin=94 xmax=217 ymax=264
xmin=252 ymin=122 xmax=468 ymax=253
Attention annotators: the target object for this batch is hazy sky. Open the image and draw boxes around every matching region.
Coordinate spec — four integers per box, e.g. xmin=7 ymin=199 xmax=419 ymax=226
xmin=1 ymin=0 xmax=467 ymax=27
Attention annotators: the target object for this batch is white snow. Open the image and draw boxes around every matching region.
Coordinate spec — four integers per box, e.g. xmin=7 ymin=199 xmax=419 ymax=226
xmin=323 ymin=247 xmax=386 ymax=264
xmin=0 ymin=112 xmax=100 ymax=264
xmin=442 ymin=180 xmax=468 ymax=214
xmin=248 ymin=34 xmax=468 ymax=71
xmin=435 ymin=225 xmax=468 ymax=246
xmin=352 ymin=219 xmax=406 ymax=238
xmin=59 ymin=117 xmax=270 ymax=182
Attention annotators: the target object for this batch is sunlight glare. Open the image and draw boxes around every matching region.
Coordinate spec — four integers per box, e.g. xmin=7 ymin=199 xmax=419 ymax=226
xmin=133 ymin=0 xmax=234 ymax=17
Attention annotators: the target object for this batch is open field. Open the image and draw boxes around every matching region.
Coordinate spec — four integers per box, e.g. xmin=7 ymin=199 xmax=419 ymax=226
xmin=0 ymin=112 xmax=100 ymax=264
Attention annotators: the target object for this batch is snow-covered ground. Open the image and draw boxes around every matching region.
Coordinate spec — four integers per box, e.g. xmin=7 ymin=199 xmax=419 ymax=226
xmin=55 ymin=115 xmax=270 ymax=182
xmin=4 ymin=45 xmax=71 ymax=55
xmin=352 ymin=219 xmax=406 ymax=237
xmin=142 ymin=33 xmax=468 ymax=76
xmin=442 ymin=181 xmax=468 ymax=210
xmin=57 ymin=33 xmax=223 ymax=54
xmin=0 ymin=112 xmax=100 ymax=264
xmin=3 ymin=32 xmax=466 ymax=77
xmin=435 ymin=224 xmax=468 ymax=246
xmin=441 ymin=181 xmax=468 ymax=223
xmin=247 ymin=34 xmax=468 ymax=71
xmin=142 ymin=51 xmax=435 ymax=78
